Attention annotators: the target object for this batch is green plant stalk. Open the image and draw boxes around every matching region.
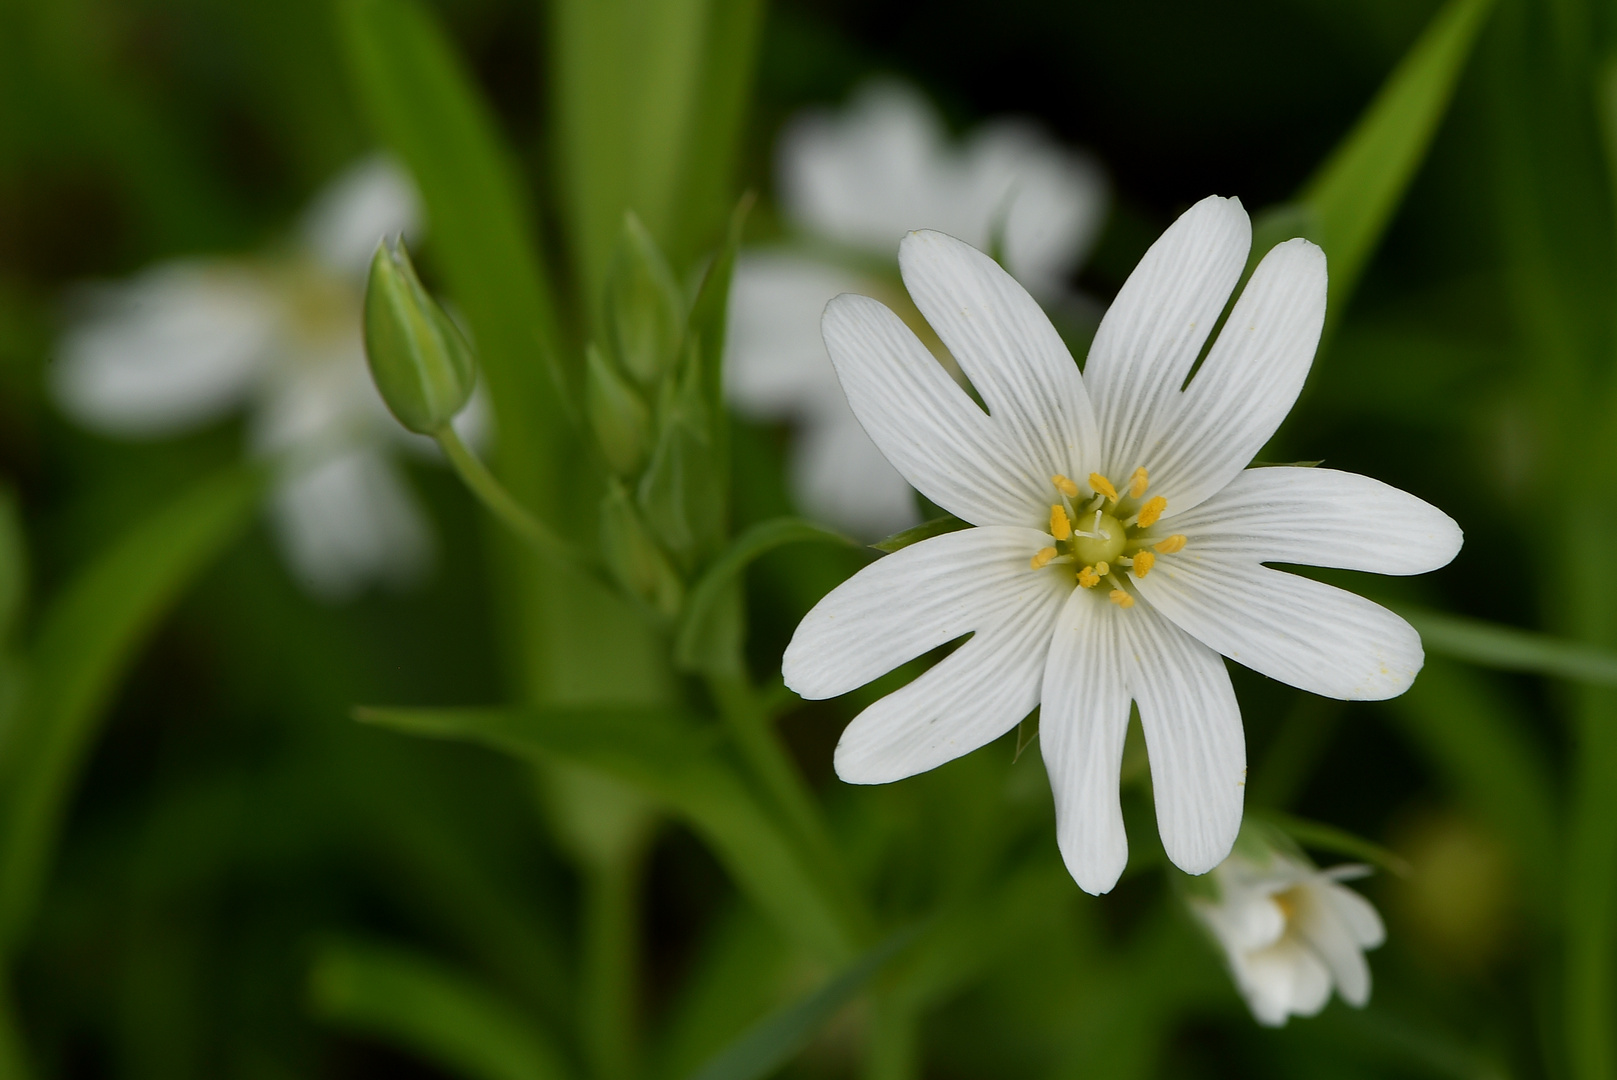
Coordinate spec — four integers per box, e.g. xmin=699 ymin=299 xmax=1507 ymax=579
xmin=703 ymin=670 xmax=864 ymax=933
xmin=582 ymin=850 xmax=642 ymax=1080
xmin=434 ymin=426 xmax=591 ymax=573
xmin=862 ymin=994 xmax=919 ymax=1080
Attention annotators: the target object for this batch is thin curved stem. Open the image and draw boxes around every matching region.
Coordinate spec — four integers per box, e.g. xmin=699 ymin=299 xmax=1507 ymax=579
xmin=434 ymin=425 xmax=591 ymax=571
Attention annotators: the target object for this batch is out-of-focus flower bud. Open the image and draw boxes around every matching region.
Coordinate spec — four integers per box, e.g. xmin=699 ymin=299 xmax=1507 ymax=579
xmin=363 ymin=237 xmax=476 ymax=435
xmin=601 ymin=480 xmax=683 ymax=618
xmin=586 ymin=343 xmax=652 ymax=477
xmin=605 ymin=214 xmax=683 ymax=388
xmin=638 ymin=346 xmax=724 ymax=568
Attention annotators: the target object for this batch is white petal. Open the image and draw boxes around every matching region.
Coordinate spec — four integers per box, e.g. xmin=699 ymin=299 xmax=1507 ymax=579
xmin=833 ymin=604 xmax=1061 ymax=784
xmin=1145 ymin=239 xmax=1328 ymax=511
xmin=1244 ymin=938 xmax=1332 ymax=1023
xmin=783 ymin=525 xmax=1064 ymax=699
xmin=300 ymin=155 xmax=422 ymax=278
xmin=822 ymin=294 xmax=1048 ymax=527
xmin=1325 ymin=878 xmax=1387 ymax=949
xmin=1082 ymin=195 xmax=1250 ymax=481
xmin=270 ymin=448 xmax=433 ymax=600
xmin=1295 ymin=881 xmax=1375 ymax=1008
xmin=1134 ymin=555 xmax=1423 ymax=700
xmin=1123 ymin=604 xmax=1244 ymax=875
xmin=725 ymin=252 xmax=863 ymax=414
xmin=54 ymin=262 xmax=277 ymax=436
xmin=1168 ymin=466 xmax=1462 ymax=574
xmin=1040 ymin=586 xmax=1132 ymax=895
xmin=794 ymin=410 xmax=920 ymax=539
xmin=899 ymin=230 xmax=1099 ymax=484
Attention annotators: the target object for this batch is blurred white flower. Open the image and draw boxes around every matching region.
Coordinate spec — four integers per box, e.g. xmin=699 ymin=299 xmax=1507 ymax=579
xmin=53 ymin=155 xmax=479 ymax=600
xmin=782 ymin=200 xmax=1462 ymax=894
xmin=726 ymin=80 xmax=1108 ymax=538
xmin=1190 ymin=846 xmax=1386 ymax=1027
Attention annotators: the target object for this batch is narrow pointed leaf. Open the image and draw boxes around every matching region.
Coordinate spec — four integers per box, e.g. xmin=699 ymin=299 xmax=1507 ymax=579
xmin=357 ymin=705 xmax=861 ymax=962
xmin=310 ymin=940 xmax=572 ymax=1080
xmin=869 ymin=514 xmax=970 ymax=554
xmin=0 ymin=464 xmax=261 ymax=953
xmin=1398 ymin=604 xmax=1617 ymax=686
xmin=685 ymin=928 xmax=921 ymax=1080
xmin=1300 ymin=0 xmax=1494 ymax=314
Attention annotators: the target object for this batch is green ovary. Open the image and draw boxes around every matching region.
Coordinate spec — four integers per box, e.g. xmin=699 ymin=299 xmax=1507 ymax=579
xmin=1068 ymin=511 xmax=1126 ymax=566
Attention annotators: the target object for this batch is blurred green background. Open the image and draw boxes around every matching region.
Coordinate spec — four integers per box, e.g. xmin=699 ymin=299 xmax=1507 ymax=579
xmin=1 ymin=0 xmax=1613 ymax=1077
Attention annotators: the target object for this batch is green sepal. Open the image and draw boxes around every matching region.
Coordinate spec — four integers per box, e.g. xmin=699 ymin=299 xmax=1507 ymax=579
xmin=363 ymin=237 xmax=478 ymax=434
xmin=605 ymin=212 xmax=685 ymax=388
xmin=600 ymin=480 xmax=684 ymax=619
xmin=585 ymin=342 xmax=652 ymax=477
xmin=639 ymin=344 xmax=725 ymax=569
xmin=869 ymin=514 xmax=970 ymax=553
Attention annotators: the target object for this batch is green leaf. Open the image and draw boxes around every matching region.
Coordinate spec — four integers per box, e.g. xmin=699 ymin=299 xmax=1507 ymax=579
xmin=684 ymin=928 xmax=920 ymax=1080
xmin=1250 ymin=811 xmax=1412 ymax=876
xmin=309 ymin=939 xmax=572 ymax=1080
xmin=550 ymin=0 xmax=762 ymax=300
xmin=1299 ymin=0 xmax=1495 ymax=315
xmin=340 ymin=0 xmax=567 ymax=504
xmin=687 ymin=194 xmax=753 ymax=436
xmin=0 ymin=488 xmax=27 ymax=647
xmin=1398 ymin=604 xmax=1617 ymax=686
xmin=0 ymin=464 xmax=261 ymax=954
xmin=357 ymin=705 xmax=862 ymax=962
xmin=869 ymin=514 xmax=970 ymax=554
xmin=675 ymin=517 xmax=855 ymax=675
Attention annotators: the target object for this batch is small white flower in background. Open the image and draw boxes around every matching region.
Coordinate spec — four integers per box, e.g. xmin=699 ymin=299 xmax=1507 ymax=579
xmin=782 ymin=196 xmax=1462 ymax=894
xmin=1190 ymin=844 xmax=1385 ymax=1026
xmin=54 ymin=156 xmax=480 ymax=600
xmin=725 ymin=80 xmax=1107 ymax=538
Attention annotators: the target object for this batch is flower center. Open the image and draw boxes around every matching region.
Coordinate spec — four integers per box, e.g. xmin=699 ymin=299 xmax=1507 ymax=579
xmin=1028 ymin=468 xmax=1189 ymax=611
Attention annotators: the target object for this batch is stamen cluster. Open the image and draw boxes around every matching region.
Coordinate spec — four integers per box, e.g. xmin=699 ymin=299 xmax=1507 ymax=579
xmin=1029 ymin=467 xmax=1187 ymax=609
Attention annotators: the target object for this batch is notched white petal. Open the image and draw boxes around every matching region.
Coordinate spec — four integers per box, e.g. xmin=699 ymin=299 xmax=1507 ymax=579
xmin=783 ymin=526 xmax=1063 ymax=700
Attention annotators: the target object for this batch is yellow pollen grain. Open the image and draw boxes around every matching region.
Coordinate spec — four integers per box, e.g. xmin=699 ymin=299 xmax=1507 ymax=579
xmin=1128 ymin=467 xmax=1150 ymax=498
xmin=1136 ymin=495 xmax=1167 ymax=528
xmin=1094 ymin=561 xmax=1109 ymax=576
xmin=1154 ymin=534 xmax=1187 ymax=554
xmin=1051 ymin=474 xmax=1079 ymax=498
xmin=1089 ymin=472 xmax=1118 ymax=501
xmin=1109 ymin=589 xmax=1135 ymax=609
xmin=1077 ymin=565 xmax=1100 ymax=588
xmin=1133 ymin=550 xmax=1156 ymax=577
xmin=1030 ymin=546 xmax=1058 ymax=570
xmin=1049 ymin=504 xmax=1072 ymax=541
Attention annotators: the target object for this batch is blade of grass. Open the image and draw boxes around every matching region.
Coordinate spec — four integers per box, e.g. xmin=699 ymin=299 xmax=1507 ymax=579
xmin=0 ymin=464 xmax=261 ymax=955
xmin=309 ymin=939 xmax=573 ymax=1080
xmin=1398 ymin=605 xmax=1617 ymax=685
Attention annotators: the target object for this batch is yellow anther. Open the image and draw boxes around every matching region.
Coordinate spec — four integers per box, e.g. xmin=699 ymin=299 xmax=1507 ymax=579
xmin=1094 ymin=561 xmax=1109 ymax=576
xmin=1132 ymin=550 xmax=1156 ymax=577
xmin=1049 ymin=504 xmax=1072 ymax=541
xmin=1109 ymin=589 xmax=1135 ymax=609
xmin=1089 ymin=473 xmax=1118 ymax=501
xmin=1030 ymin=546 xmax=1058 ymax=570
xmin=1136 ymin=495 xmax=1168 ymax=528
xmin=1128 ymin=467 xmax=1150 ymax=499
xmin=1077 ymin=565 xmax=1100 ymax=588
xmin=1051 ymin=474 xmax=1079 ymax=498
xmin=1154 ymin=534 xmax=1187 ymax=554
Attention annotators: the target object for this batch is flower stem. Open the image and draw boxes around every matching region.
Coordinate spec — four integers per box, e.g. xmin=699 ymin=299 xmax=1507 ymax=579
xmin=705 ymin=670 xmax=869 ymax=941
xmin=433 ymin=425 xmax=588 ymax=570
xmin=581 ymin=850 xmax=641 ymax=1080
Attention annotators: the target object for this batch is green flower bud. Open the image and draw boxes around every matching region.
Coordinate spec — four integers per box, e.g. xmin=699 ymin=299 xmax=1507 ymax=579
xmin=604 ymin=213 xmax=683 ymax=387
xmin=585 ymin=343 xmax=651 ymax=477
xmin=363 ymin=237 xmax=477 ymax=434
xmin=600 ymin=481 xmax=683 ymax=618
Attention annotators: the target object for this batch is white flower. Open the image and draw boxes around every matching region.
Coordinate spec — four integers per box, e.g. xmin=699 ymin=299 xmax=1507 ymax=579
xmin=53 ymin=156 xmax=477 ymax=600
xmin=782 ymin=196 xmax=1462 ymax=894
xmin=1190 ymin=847 xmax=1386 ymax=1026
xmin=726 ymin=81 xmax=1107 ymax=538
